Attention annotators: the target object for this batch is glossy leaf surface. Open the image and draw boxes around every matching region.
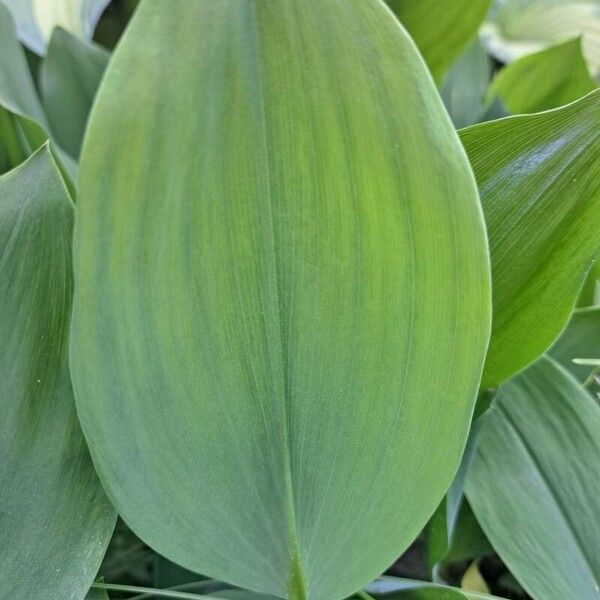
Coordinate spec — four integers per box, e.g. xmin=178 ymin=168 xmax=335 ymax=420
xmin=367 ymin=578 xmax=501 ymax=600
xmin=460 ymin=91 xmax=600 ymax=387
xmin=0 ymin=146 xmax=115 ymax=600
xmin=386 ymin=0 xmax=492 ymax=82
xmin=41 ymin=27 xmax=109 ymax=158
xmin=489 ymin=37 xmax=597 ymax=114
xmin=71 ymin=1 xmax=491 ymax=599
xmin=466 ymin=357 xmax=600 ymax=600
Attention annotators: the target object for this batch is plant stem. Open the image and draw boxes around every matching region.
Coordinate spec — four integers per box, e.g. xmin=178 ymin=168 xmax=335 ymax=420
xmin=356 ymin=592 xmax=376 ymax=600
xmin=126 ymin=580 xmax=227 ymax=600
xmin=90 ymin=582 xmax=214 ymax=599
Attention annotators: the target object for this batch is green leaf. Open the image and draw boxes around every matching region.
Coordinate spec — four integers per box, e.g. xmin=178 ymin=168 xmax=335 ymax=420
xmin=466 ymin=356 xmax=600 ymax=600
xmin=549 ymin=306 xmax=600 ymax=383
xmin=366 ymin=577 xmax=502 ymax=600
xmin=0 ymin=0 xmax=111 ymax=55
xmin=86 ymin=588 xmax=110 ymax=600
xmin=488 ymin=37 xmax=597 ymax=114
xmin=208 ymin=592 xmax=279 ymax=600
xmin=41 ymin=27 xmax=109 ymax=158
xmin=386 ymin=0 xmax=492 ymax=83
xmin=441 ymin=40 xmax=492 ymax=129
xmin=578 ymin=259 xmax=600 ymax=307
xmin=0 ymin=146 xmax=116 ymax=600
xmin=0 ymin=3 xmax=77 ymax=180
xmin=481 ymin=0 xmax=600 ymax=77
xmin=460 ymin=90 xmax=600 ymax=388
xmin=71 ymin=1 xmax=491 ymax=599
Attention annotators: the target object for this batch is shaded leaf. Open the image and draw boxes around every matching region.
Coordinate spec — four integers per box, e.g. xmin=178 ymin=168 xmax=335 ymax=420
xmin=466 ymin=356 xmax=600 ymax=600
xmin=0 ymin=3 xmax=76 ymax=179
xmin=71 ymin=1 xmax=491 ymax=599
xmin=41 ymin=27 xmax=109 ymax=158
xmin=549 ymin=306 xmax=600 ymax=383
xmin=488 ymin=37 xmax=596 ymax=114
xmin=460 ymin=90 xmax=600 ymax=387
xmin=0 ymin=146 xmax=116 ymax=600
xmin=441 ymin=40 xmax=492 ymax=129
xmin=386 ymin=0 xmax=492 ymax=83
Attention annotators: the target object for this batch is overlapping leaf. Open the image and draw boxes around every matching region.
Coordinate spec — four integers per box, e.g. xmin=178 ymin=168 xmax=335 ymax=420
xmin=386 ymin=0 xmax=492 ymax=83
xmin=460 ymin=91 xmax=600 ymax=387
xmin=481 ymin=0 xmax=600 ymax=77
xmin=466 ymin=357 xmax=600 ymax=600
xmin=488 ymin=37 xmax=597 ymax=114
xmin=0 ymin=3 xmax=76 ymax=179
xmin=71 ymin=1 xmax=491 ymax=598
xmin=0 ymin=146 xmax=115 ymax=600
xmin=41 ymin=27 xmax=109 ymax=158
xmin=1 ymin=0 xmax=111 ymax=55
xmin=549 ymin=306 xmax=600 ymax=383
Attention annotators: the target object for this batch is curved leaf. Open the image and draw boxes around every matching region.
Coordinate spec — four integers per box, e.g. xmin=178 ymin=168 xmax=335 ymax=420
xmin=466 ymin=356 xmax=600 ymax=600
xmin=460 ymin=90 xmax=600 ymax=387
xmin=41 ymin=27 xmax=109 ymax=158
xmin=488 ymin=37 xmax=597 ymax=114
xmin=0 ymin=0 xmax=111 ymax=55
xmin=0 ymin=146 xmax=115 ymax=600
xmin=0 ymin=4 xmax=76 ymax=180
xmin=481 ymin=0 xmax=600 ymax=76
xmin=386 ymin=0 xmax=492 ymax=82
xmin=71 ymin=1 xmax=491 ymax=599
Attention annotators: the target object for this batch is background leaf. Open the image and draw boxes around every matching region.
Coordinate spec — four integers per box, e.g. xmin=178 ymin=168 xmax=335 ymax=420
xmin=441 ymin=40 xmax=492 ymax=129
xmin=386 ymin=0 xmax=492 ymax=82
xmin=549 ymin=306 xmax=600 ymax=383
xmin=488 ymin=37 xmax=597 ymax=114
xmin=0 ymin=146 xmax=115 ymax=600
xmin=466 ymin=356 xmax=600 ymax=600
xmin=40 ymin=27 xmax=109 ymax=158
xmin=71 ymin=1 xmax=491 ymax=599
xmin=481 ymin=0 xmax=600 ymax=77
xmin=0 ymin=0 xmax=111 ymax=55
xmin=460 ymin=90 xmax=600 ymax=388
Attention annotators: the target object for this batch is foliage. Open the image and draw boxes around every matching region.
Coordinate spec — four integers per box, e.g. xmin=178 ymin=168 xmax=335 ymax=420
xmin=1 ymin=1 xmax=600 ymax=600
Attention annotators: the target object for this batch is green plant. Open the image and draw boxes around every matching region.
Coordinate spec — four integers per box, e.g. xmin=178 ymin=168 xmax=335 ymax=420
xmin=1 ymin=1 xmax=600 ymax=600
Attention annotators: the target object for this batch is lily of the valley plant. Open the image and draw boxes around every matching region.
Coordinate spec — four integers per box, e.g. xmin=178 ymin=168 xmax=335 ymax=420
xmin=2 ymin=1 xmax=600 ymax=600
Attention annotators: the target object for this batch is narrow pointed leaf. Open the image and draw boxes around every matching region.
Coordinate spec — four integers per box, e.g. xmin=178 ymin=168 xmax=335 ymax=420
xmin=71 ymin=1 xmax=491 ymax=599
xmin=460 ymin=91 xmax=600 ymax=387
xmin=386 ymin=0 xmax=492 ymax=83
xmin=41 ymin=27 xmax=109 ymax=158
xmin=0 ymin=146 xmax=116 ymax=600
xmin=488 ymin=38 xmax=596 ymax=114
xmin=0 ymin=4 xmax=76 ymax=179
xmin=466 ymin=356 xmax=600 ymax=600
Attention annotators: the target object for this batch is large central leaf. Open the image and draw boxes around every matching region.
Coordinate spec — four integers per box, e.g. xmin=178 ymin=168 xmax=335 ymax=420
xmin=71 ymin=1 xmax=491 ymax=599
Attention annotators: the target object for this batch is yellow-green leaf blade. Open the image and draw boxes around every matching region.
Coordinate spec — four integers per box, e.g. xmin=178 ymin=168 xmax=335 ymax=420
xmin=0 ymin=146 xmax=115 ymax=600
xmin=460 ymin=91 xmax=600 ymax=388
xmin=71 ymin=2 xmax=491 ymax=599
